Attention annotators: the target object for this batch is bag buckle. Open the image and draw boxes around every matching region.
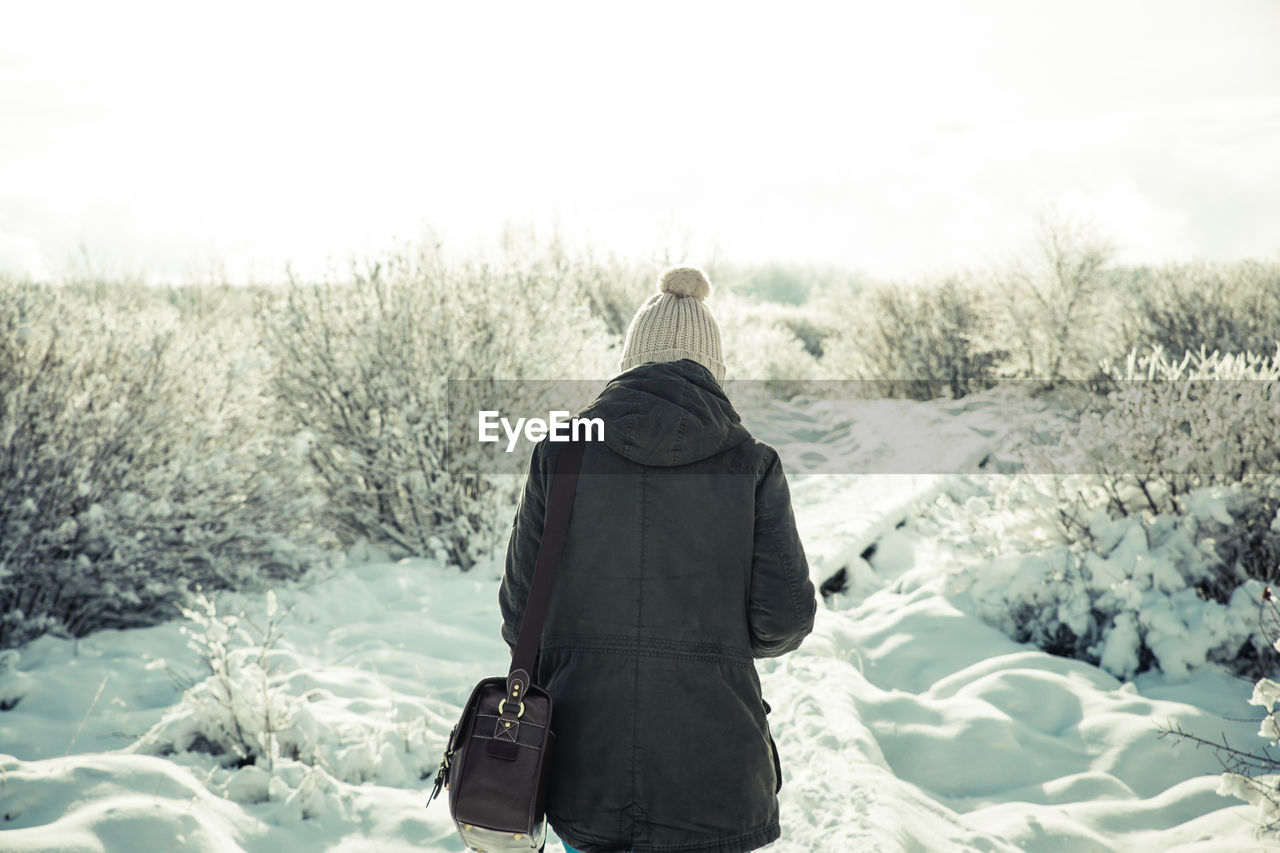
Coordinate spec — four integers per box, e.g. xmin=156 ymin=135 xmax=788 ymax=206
xmin=427 ymin=760 xmax=446 ymax=805
xmin=425 ymin=723 xmax=458 ymax=808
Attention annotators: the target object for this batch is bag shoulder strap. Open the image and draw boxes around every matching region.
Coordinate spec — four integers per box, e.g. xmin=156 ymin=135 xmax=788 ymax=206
xmin=510 ymin=439 xmax=585 ymax=681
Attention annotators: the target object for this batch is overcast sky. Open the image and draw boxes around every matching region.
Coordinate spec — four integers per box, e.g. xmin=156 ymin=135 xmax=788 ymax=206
xmin=2 ymin=0 xmax=1278 ymax=283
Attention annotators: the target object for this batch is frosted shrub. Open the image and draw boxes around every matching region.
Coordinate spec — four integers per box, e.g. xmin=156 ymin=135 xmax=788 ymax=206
xmin=941 ymin=345 xmax=1280 ymax=679
xmin=0 ymin=281 xmax=323 ymax=648
xmin=823 ymin=277 xmax=1004 ymax=399
xmin=260 ymin=243 xmax=616 ymax=569
xmin=715 ymin=293 xmax=824 ymax=397
xmin=1090 ymin=347 xmax=1280 ymax=493
xmin=486 ymin=224 xmax=678 ymax=338
xmin=560 ymin=245 xmax=657 ymax=337
xmin=148 ymin=590 xmax=293 ymax=770
xmin=1123 ymin=260 xmax=1280 ymax=359
xmin=940 ymin=475 xmax=1270 ymax=680
xmin=135 ymin=590 xmax=441 ymax=801
xmin=1070 ymin=346 xmax=1280 ymax=585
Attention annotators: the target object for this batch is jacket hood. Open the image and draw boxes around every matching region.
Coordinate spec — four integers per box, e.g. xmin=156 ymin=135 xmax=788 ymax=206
xmin=577 ymin=359 xmax=751 ymax=467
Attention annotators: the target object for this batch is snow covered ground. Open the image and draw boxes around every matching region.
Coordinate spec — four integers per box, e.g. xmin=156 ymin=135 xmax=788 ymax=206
xmin=0 ymin=386 xmax=1273 ymax=851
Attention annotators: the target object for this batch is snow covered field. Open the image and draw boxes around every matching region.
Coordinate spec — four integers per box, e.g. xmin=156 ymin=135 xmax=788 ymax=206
xmin=0 ymin=388 xmax=1272 ymax=852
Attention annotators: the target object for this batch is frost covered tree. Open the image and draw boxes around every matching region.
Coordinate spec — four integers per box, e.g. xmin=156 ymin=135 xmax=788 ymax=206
xmin=995 ymin=209 xmax=1117 ymax=384
xmin=259 ymin=242 xmax=616 ymax=570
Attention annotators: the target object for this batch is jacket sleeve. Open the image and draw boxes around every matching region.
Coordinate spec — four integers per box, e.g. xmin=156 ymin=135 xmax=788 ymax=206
xmin=498 ymin=440 xmax=547 ymax=652
xmin=749 ymin=448 xmax=817 ymax=658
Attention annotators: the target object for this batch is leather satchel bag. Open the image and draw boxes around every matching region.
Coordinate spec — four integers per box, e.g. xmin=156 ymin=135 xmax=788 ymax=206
xmin=427 ymin=439 xmax=586 ymax=853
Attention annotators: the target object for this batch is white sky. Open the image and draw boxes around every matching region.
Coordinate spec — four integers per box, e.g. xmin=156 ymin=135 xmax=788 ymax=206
xmin=2 ymin=0 xmax=1278 ymax=283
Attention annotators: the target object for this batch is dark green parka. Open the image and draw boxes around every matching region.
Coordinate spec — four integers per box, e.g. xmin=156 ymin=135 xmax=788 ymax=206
xmin=499 ymin=359 xmax=817 ymax=853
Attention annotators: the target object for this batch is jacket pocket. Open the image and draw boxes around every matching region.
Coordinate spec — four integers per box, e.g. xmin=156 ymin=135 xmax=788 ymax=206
xmin=768 ymin=733 xmax=782 ymax=793
xmin=762 ymin=699 xmax=781 ymax=793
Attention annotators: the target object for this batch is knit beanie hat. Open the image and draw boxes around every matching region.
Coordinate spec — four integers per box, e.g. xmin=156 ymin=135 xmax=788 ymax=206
xmin=619 ymin=266 xmax=726 ymax=384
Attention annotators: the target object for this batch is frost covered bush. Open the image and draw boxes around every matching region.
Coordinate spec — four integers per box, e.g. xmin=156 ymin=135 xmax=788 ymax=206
xmin=1067 ymin=346 xmax=1280 ymax=586
xmin=1122 ymin=260 xmax=1280 ymax=360
xmin=823 ymin=277 xmax=1004 ymax=399
xmin=260 ymin=242 xmax=616 ymax=569
xmin=558 ymin=243 xmax=658 ymax=338
xmin=715 ymin=293 xmax=824 ymax=397
xmin=939 ymin=476 xmax=1272 ymax=681
xmin=1088 ymin=346 xmax=1280 ymax=498
xmin=145 ymin=590 xmax=293 ymax=770
xmin=134 ymin=590 xmax=440 ymax=806
xmin=937 ymin=346 xmax=1280 ymax=680
xmin=0 ymin=280 xmax=323 ymax=648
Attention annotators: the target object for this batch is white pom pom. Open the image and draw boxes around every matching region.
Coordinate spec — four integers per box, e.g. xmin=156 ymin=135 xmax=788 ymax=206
xmin=658 ymin=266 xmax=711 ymax=300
